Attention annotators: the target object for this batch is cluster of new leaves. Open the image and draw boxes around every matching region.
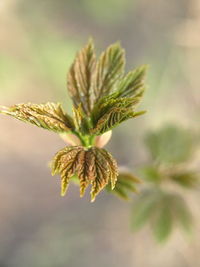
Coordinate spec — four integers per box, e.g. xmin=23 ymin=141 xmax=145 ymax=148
xmin=0 ymin=39 xmax=147 ymax=201
xmin=131 ymin=125 xmax=199 ymax=242
xmin=67 ymin=39 xmax=147 ymax=136
xmin=51 ymin=146 xmax=118 ymax=202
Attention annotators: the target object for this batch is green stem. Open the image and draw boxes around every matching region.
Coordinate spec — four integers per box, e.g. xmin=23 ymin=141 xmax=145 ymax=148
xmin=82 ymin=134 xmax=95 ymax=148
xmin=72 ymin=130 xmax=95 ymax=148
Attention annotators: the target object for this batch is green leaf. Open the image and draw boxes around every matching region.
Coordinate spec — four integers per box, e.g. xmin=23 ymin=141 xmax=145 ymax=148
xmin=151 ymin=200 xmax=173 ymax=242
xmin=72 ymin=105 xmax=89 ymax=135
xmin=93 ymin=43 xmax=125 ymax=102
xmin=76 ymin=148 xmax=96 ymax=197
xmin=91 ymin=64 xmax=146 ymax=133
xmin=91 ymin=64 xmax=147 ymax=121
xmin=0 ymin=102 xmax=74 ymax=133
xmin=132 ymin=191 xmax=193 ymax=242
xmin=131 ymin=190 xmax=159 ymax=230
xmin=172 ymin=195 xmax=193 ymax=233
xmin=106 ymin=171 xmax=141 ymax=200
xmin=171 ymin=172 xmax=199 ymax=189
xmin=51 ymin=146 xmax=83 ymax=195
xmin=67 ymin=39 xmax=96 ymax=115
xmin=145 ymin=125 xmax=194 ymax=164
xmin=70 ymin=175 xmax=80 ymax=185
xmin=91 ymin=96 xmax=141 ymax=125
xmin=97 ymin=148 xmax=118 ymax=189
xmin=66 ymin=39 xmax=147 ymax=134
xmin=115 ymin=65 xmax=147 ymax=98
xmin=51 ymin=146 xmax=118 ymax=202
xmin=91 ymin=106 xmax=145 ymax=135
xmin=110 ymin=186 xmax=130 ymax=200
xmin=140 ymin=165 xmax=163 ymax=184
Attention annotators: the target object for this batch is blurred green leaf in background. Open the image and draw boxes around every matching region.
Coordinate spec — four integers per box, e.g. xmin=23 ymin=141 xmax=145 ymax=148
xmin=145 ymin=125 xmax=195 ymax=164
xmin=130 ymin=124 xmax=199 ymax=243
xmin=106 ymin=171 xmax=141 ymax=200
xmin=131 ymin=190 xmax=193 ymax=243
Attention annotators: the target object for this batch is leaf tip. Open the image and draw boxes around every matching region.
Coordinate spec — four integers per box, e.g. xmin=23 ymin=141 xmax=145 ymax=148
xmin=90 ymin=195 xmax=96 ymax=203
xmin=61 ymin=184 xmax=68 ymax=196
xmin=0 ymin=105 xmax=10 ymax=115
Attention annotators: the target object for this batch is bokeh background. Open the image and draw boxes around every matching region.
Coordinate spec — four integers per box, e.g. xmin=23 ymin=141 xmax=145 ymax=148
xmin=0 ymin=0 xmax=200 ymax=266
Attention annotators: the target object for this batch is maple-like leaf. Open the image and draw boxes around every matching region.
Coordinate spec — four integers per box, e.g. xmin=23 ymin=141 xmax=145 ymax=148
xmin=91 ymin=96 xmax=140 ymax=124
xmin=0 ymin=103 xmax=74 ymax=133
xmin=51 ymin=146 xmax=118 ymax=202
xmin=131 ymin=190 xmax=193 ymax=242
xmin=93 ymin=43 xmax=125 ymax=102
xmin=72 ymin=105 xmax=90 ymax=135
xmin=116 ymin=65 xmax=147 ymax=98
xmin=67 ymin=39 xmax=96 ymax=115
xmin=91 ymin=107 xmax=145 ymax=135
xmin=90 ymin=66 xmax=147 ymax=134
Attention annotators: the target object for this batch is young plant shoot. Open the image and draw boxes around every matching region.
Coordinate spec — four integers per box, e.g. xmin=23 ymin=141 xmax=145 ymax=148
xmin=0 ymin=39 xmax=147 ymax=201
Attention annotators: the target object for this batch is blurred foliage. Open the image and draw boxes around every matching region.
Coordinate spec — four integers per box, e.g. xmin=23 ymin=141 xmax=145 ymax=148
xmin=131 ymin=190 xmax=193 ymax=242
xmin=171 ymin=172 xmax=199 ymax=188
xmin=71 ymin=170 xmax=142 ymax=200
xmin=106 ymin=171 xmax=141 ymax=200
xmin=145 ymin=125 xmax=195 ymax=164
xmin=0 ymin=53 xmax=28 ymax=97
xmin=142 ymin=124 xmax=199 ymax=189
xmin=0 ymin=35 xmax=80 ymax=100
xmin=29 ymin=35 xmax=80 ymax=93
xmin=82 ymin=0 xmax=133 ymax=24
xmin=130 ymin=124 xmax=199 ymax=242
xmin=17 ymin=0 xmax=134 ymax=25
